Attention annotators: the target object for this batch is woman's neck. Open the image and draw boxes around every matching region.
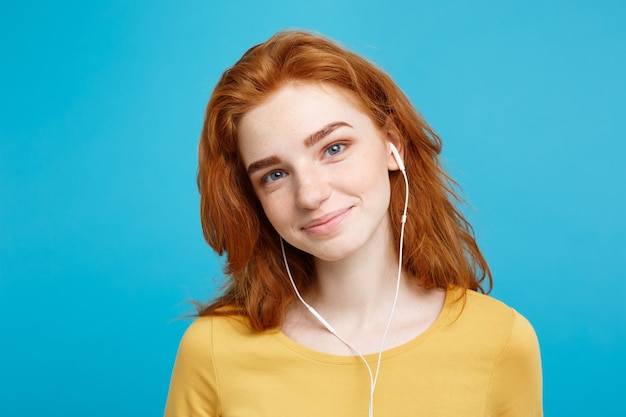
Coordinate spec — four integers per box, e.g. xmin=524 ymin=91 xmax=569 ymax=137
xmin=304 ymin=227 xmax=406 ymax=327
xmin=313 ymin=257 xmax=397 ymax=312
xmin=283 ymin=259 xmax=444 ymax=355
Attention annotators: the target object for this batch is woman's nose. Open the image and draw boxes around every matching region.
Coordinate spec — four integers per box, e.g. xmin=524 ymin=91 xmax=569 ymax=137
xmin=294 ymin=170 xmax=330 ymax=210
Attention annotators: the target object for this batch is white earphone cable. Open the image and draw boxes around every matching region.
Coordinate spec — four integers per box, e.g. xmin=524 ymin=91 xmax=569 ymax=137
xmin=280 ymin=163 xmax=409 ymax=417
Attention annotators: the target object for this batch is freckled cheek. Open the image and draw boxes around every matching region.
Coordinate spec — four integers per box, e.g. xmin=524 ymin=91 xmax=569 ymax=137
xmin=259 ymin=198 xmax=294 ymax=231
xmin=353 ymin=170 xmax=389 ymax=195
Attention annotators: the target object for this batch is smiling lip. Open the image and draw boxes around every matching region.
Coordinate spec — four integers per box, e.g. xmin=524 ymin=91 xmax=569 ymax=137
xmin=302 ymin=207 xmax=353 ymax=235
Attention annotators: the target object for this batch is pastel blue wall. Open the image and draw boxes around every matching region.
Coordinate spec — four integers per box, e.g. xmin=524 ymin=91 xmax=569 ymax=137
xmin=1 ymin=1 xmax=624 ymax=415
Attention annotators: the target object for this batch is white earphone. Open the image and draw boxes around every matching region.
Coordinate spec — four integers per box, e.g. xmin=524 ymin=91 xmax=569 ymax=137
xmin=388 ymin=142 xmax=405 ymax=171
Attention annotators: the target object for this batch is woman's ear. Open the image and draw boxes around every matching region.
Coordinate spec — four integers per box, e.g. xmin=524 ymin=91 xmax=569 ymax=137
xmin=384 ymin=118 xmax=404 ymax=171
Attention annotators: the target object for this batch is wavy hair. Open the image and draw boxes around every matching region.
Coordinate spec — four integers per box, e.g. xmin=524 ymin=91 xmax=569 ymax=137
xmin=197 ymin=30 xmax=492 ymax=330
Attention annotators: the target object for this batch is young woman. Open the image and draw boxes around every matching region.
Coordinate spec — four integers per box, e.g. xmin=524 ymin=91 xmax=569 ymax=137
xmin=165 ymin=31 xmax=542 ymax=416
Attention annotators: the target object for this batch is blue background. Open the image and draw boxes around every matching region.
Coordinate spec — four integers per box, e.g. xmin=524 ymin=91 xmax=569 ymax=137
xmin=1 ymin=0 xmax=624 ymax=415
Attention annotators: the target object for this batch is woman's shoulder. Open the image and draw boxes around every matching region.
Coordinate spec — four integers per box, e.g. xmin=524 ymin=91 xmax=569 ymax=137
xmin=444 ymin=287 xmax=540 ymax=352
xmin=181 ymin=311 xmax=254 ymax=339
xmin=456 ymin=287 xmax=534 ymax=324
xmin=166 ymin=314 xmax=254 ymax=416
xmin=178 ymin=311 xmax=277 ymax=357
xmin=452 ymin=289 xmax=543 ymax=413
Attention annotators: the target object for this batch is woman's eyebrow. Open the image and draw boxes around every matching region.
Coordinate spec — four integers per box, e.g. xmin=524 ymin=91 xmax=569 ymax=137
xmin=304 ymin=121 xmax=352 ymax=148
xmin=247 ymin=156 xmax=281 ymax=176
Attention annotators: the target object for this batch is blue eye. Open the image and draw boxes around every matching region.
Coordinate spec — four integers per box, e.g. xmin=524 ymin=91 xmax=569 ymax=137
xmin=324 ymin=143 xmax=345 ymax=157
xmin=262 ymin=170 xmax=287 ymax=184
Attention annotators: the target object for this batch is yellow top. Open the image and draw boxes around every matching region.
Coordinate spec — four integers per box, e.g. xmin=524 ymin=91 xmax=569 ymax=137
xmin=164 ymin=288 xmax=542 ymax=416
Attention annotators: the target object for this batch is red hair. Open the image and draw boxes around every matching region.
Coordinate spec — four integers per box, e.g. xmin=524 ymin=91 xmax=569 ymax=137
xmin=197 ymin=30 xmax=492 ymax=330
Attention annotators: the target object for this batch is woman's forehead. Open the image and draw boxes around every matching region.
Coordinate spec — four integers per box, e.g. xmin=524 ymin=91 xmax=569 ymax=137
xmin=238 ymin=84 xmax=369 ymax=148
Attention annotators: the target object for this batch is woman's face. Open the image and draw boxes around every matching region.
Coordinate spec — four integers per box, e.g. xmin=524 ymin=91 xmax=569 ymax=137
xmin=238 ymin=83 xmax=401 ymax=262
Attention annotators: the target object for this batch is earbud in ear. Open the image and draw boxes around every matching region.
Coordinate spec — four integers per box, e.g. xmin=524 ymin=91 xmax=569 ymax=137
xmin=389 ymin=142 xmax=405 ymax=171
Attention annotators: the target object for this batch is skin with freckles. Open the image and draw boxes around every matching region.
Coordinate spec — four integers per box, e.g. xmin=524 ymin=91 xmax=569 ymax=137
xmin=239 ymin=82 xmax=400 ymax=263
xmin=238 ymin=82 xmax=445 ymax=355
